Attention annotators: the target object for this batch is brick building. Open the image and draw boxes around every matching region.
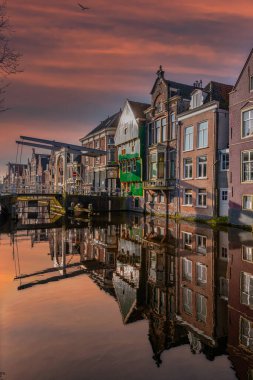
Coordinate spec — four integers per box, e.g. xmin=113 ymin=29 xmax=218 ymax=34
xmin=80 ymin=111 xmax=121 ymax=194
xmin=229 ymin=49 xmax=253 ymax=225
xmin=227 ymin=228 xmax=253 ymax=379
xmin=178 ymin=81 xmax=232 ymax=219
xmin=144 ymin=66 xmax=194 ymax=216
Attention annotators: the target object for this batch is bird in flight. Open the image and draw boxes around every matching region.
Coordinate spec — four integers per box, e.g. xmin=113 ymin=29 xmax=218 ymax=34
xmin=78 ymin=3 xmax=90 ymax=10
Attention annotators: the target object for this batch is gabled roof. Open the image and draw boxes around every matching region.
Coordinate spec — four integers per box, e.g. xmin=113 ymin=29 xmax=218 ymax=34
xmin=203 ymin=81 xmax=233 ymax=109
xmin=80 ymin=110 xmax=122 ymax=141
xmin=150 ymin=69 xmax=194 ymax=100
xmin=127 ymin=100 xmax=150 ymax=119
xmin=233 ymin=48 xmax=253 ymax=90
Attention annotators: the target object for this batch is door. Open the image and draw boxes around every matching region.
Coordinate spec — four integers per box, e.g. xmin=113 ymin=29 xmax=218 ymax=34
xmin=219 ymin=188 xmax=229 ymax=216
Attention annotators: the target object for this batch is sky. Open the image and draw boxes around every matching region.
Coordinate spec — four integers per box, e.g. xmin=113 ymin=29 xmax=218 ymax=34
xmin=0 ymin=0 xmax=253 ymax=177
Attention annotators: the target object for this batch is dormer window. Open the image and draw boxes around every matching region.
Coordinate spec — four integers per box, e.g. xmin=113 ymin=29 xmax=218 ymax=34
xmin=191 ymin=90 xmax=203 ymax=109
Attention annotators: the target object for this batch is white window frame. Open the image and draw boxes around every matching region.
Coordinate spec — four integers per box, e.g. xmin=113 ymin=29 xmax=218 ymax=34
xmin=183 ymin=158 xmax=193 ymax=179
xmin=242 ymin=245 xmax=253 ymax=263
xmin=242 ymin=150 xmax=253 ymax=182
xmin=182 ymin=258 xmax=192 ymax=281
xmin=182 ymin=287 xmax=192 ymax=314
xmin=197 ymin=121 xmax=208 ymax=149
xmin=184 ymin=126 xmax=193 ymax=152
xmin=240 ymin=317 xmax=253 ymax=351
xmin=196 ymin=293 xmax=207 ymax=322
xmin=161 ymin=117 xmax=167 ymax=142
xmin=197 ymin=188 xmax=207 ymax=207
xmin=182 ymin=231 xmax=192 ymax=249
xmin=242 ymin=195 xmax=253 ymax=210
xmin=170 ymin=112 xmax=176 ymax=140
xmin=196 ymin=262 xmax=207 ymax=285
xmin=220 ymin=149 xmax=229 ymax=171
xmin=196 ymin=234 xmax=207 ymax=254
xmin=197 ymin=156 xmax=207 ymax=178
xmin=184 ymin=189 xmax=193 ymax=206
xmin=242 ymin=109 xmax=253 ymax=138
xmin=241 ymin=272 xmax=253 ymax=307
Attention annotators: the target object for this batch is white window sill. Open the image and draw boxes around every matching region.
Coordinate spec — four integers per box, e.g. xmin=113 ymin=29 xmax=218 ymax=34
xmin=182 ymin=204 xmax=193 ymax=207
xmin=183 ymin=149 xmax=194 ymax=153
xmin=197 ymin=146 xmax=209 ymax=150
xmin=196 ymin=206 xmax=207 ymax=209
xmin=183 ymin=177 xmax=193 ymax=180
xmin=195 ymin=177 xmax=208 ymax=180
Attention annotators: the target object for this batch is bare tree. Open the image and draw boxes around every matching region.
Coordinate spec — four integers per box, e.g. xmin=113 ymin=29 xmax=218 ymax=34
xmin=0 ymin=1 xmax=21 ymax=111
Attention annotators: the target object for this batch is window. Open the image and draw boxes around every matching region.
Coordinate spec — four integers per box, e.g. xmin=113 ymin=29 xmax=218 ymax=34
xmin=242 ymin=151 xmax=253 ymax=181
xmin=220 ymin=246 xmax=228 ymax=260
xmin=196 ymin=263 xmax=207 ymax=285
xmin=240 ymin=317 xmax=253 ymax=351
xmin=191 ymin=91 xmax=202 ymax=109
xmin=219 ymin=277 xmax=229 ymax=299
xmin=156 ymin=119 xmax=161 ymax=143
xmin=170 ymin=151 xmax=176 ymax=179
xmin=124 ymin=127 xmax=128 ymax=135
xmin=184 ymin=189 xmax=192 ymax=205
xmin=170 ymin=113 xmax=176 ymax=140
xmin=108 ymin=136 xmax=114 ymax=145
xmin=184 ymin=158 xmax=193 ymax=179
xmin=221 ymin=189 xmax=228 ymax=201
xmin=161 ymin=118 xmax=166 ymax=142
xmin=196 ymin=294 xmax=207 ymax=322
xmin=196 ymin=235 xmax=207 ymax=254
xmin=148 ymin=123 xmax=153 ymax=146
xmin=197 ymin=121 xmax=208 ymax=148
xmin=182 ymin=258 xmax=192 ymax=281
xmin=149 ymin=154 xmax=157 ymax=179
xmin=251 ymin=76 xmax=253 ymax=91
xmin=220 ymin=151 xmax=229 ymax=171
xmin=160 ymin=194 xmax=165 ymax=203
xmin=241 ymin=272 xmax=253 ymax=306
xmin=242 ymin=110 xmax=253 ymax=137
xmin=121 ymin=148 xmax=126 ymax=155
xmin=122 ymin=161 xmax=126 ymax=173
xmin=158 ymin=152 xmax=164 ymax=179
xmin=127 ymin=160 xmax=131 ymax=172
xmin=183 ymin=232 xmax=192 ymax=249
xmin=182 ymin=287 xmax=192 ymax=314
xmin=108 ymin=149 xmax=115 ymax=162
xmin=242 ymin=246 xmax=253 ymax=262
xmin=197 ymin=188 xmax=207 ymax=207
xmin=132 ymin=160 xmax=137 ymax=172
xmin=197 ymin=156 xmax=207 ymax=178
xmin=184 ymin=126 xmax=193 ymax=151
xmin=242 ymin=195 xmax=253 ymax=210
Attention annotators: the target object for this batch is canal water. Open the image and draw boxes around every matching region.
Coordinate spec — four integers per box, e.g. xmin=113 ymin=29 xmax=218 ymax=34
xmin=0 ymin=212 xmax=252 ymax=380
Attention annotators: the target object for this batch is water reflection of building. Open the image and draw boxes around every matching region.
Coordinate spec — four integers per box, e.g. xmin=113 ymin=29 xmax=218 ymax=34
xmin=113 ymin=217 xmax=146 ymax=324
xmin=227 ymin=228 xmax=253 ymax=380
xmin=142 ymin=217 xmax=186 ymax=366
xmin=176 ymin=222 xmax=228 ymax=360
xmin=80 ymin=224 xmax=119 ymax=294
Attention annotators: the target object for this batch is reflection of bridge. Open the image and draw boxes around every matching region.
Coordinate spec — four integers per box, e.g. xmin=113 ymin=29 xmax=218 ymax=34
xmin=0 ymin=193 xmax=65 ymax=217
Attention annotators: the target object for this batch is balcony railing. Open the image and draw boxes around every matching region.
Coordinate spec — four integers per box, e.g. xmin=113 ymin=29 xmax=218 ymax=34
xmin=143 ymin=178 xmax=176 ymax=189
